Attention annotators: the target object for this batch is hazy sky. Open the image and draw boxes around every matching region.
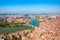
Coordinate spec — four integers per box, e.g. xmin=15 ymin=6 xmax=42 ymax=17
xmin=0 ymin=0 xmax=60 ymax=14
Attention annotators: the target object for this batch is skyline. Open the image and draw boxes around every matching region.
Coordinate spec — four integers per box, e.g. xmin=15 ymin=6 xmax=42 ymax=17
xmin=0 ymin=0 xmax=60 ymax=14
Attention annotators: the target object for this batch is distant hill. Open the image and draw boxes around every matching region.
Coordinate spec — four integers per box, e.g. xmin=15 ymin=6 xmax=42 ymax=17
xmin=0 ymin=13 xmax=60 ymax=15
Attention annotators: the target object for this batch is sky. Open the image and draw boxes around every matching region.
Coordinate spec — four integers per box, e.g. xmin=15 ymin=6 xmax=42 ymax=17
xmin=0 ymin=0 xmax=60 ymax=14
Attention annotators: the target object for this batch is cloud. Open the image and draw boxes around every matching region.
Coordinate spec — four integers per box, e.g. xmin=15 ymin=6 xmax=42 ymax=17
xmin=0 ymin=5 xmax=60 ymax=14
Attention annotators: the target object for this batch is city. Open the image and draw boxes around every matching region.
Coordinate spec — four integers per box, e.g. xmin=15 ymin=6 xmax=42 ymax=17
xmin=0 ymin=0 xmax=60 ymax=40
xmin=0 ymin=14 xmax=60 ymax=40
